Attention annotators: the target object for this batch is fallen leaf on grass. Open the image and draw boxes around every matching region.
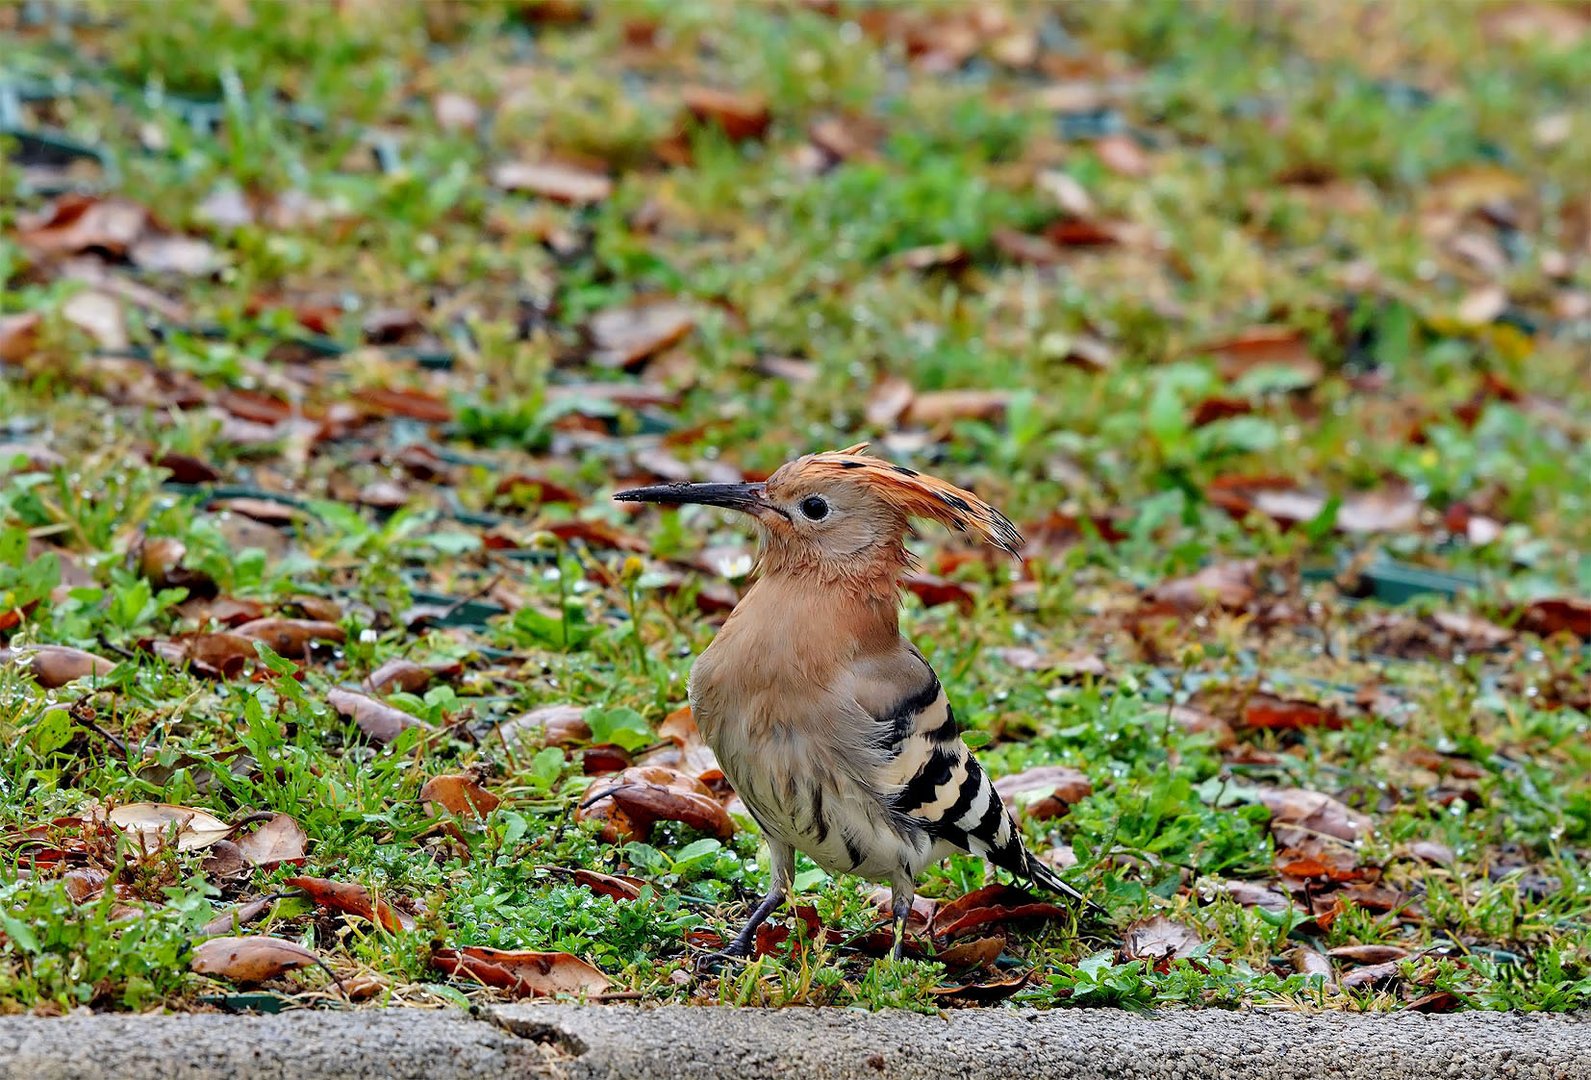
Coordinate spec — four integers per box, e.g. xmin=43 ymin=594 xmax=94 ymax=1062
xmin=1404 ymin=990 xmax=1462 ymax=1013
xmin=62 ymin=291 xmax=128 ymax=350
xmin=930 ymin=970 xmax=1031 ymax=1004
xmin=130 ymin=234 xmax=224 ymax=277
xmin=588 ymin=302 xmax=695 ymax=369
xmin=234 ymin=618 xmax=345 ymax=654
xmin=1 ymin=645 xmax=117 ymax=687
xmin=17 ymin=195 xmax=148 ymax=256
xmin=936 ymin=935 xmax=1005 ymax=973
xmin=681 ymin=86 xmax=770 ymax=140
xmin=577 ymin=765 xmax=733 ymax=841
xmin=149 ymin=631 xmax=255 ymax=679
xmin=202 ymin=840 xmax=251 ymax=879
xmin=431 ymin=947 xmax=610 ymax=997
xmin=361 ymin=387 xmax=452 ymax=423
xmin=993 ymin=765 xmax=1092 ymax=821
xmin=1329 ymin=944 xmax=1409 ymax=965
xmin=138 ymin=536 xmax=216 ymax=596
xmin=1210 ymin=879 xmax=1294 ymax=912
xmin=932 ymin=884 xmax=1075 ymax=941
xmin=326 ymin=688 xmax=434 ymax=744
xmin=104 ymin=803 xmax=231 ymax=853
xmin=192 ymin=936 xmax=320 ymax=984
xmin=233 ymin=814 xmax=308 ymax=868
xmin=635 ymin=705 xmax=721 ymax=781
xmin=1339 ymin=960 xmax=1403 ymax=991
xmin=1122 ymin=916 xmax=1202 ymax=962
xmin=497 ymin=703 xmax=591 ymax=751
xmin=1238 ymin=694 xmax=1343 ymax=732
xmin=286 ymin=875 xmax=413 ymax=932
xmin=905 ymin=389 xmax=1011 ymax=426
xmin=573 ymin=869 xmax=645 ymax=902
xmin=200 ymin=896 xmax=278 ymax=937
xmin=1289 ymin=947 xmax=1335 ymax=985
xmin=903 ymin=572 xmax=974 ymax=611
xmin=542 ymin=519 xmax=649 ymax=552
xmin=1518 ymin=597 xmax=1591 ymax=639
xmin=364 ymin=658 xmax=449 ymax=695
xmin=1144 ymin=560 xmax=1257 ymax=613
xmin=491 ymin=161 xmax=613 ymax=205
xmin=1259 ymin=787 xmax=1370 ymax=842
xmin=1192 ymin=326 xmax=1322 ymax=385
xmin=0 ymin=312 xmax=43 ymax=365
xmin=420 ymin=774 xmax=501 ymax=819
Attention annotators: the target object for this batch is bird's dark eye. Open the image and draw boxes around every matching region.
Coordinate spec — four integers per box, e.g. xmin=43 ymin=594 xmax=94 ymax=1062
xmin=799 ymin=496 xmax=829 ymax=521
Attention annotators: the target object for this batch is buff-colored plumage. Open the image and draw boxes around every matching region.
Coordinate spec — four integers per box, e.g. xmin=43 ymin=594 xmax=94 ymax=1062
xmin=614 ymin=445 xmax=1092 ymax=958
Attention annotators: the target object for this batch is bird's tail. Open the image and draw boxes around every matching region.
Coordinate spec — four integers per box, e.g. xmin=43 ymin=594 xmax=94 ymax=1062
xmin=1024 ymin=852 xmax=1107 ymax=920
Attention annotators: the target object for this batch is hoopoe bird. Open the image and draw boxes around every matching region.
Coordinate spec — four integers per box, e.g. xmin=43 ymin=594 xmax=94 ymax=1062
xmin=616 ymin=444 xmax=1097 ymax=958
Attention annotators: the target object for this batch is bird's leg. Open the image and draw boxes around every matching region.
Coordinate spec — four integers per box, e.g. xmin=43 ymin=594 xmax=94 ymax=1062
xmin=890 ymin=882 xmax=915 ymax=961
xmin=717 ymin=840 xmax=795 ymax=959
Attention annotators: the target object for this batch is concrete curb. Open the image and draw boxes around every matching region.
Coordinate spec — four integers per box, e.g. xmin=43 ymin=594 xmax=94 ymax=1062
xmin=0 ymin=1005 xmax=1584 ymax=1080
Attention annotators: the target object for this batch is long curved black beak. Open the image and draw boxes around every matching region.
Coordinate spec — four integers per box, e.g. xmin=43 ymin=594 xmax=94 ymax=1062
xmin=613 ymin=481 xmax=770 ymax=514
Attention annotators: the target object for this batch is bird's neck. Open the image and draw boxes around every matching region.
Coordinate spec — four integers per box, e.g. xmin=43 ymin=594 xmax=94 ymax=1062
xmin=727 ymin=568 xmax=902 ymax=656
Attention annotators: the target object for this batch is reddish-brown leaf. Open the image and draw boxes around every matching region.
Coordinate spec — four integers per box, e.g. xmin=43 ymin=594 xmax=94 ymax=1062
xmin=1289 ymin=947 xmax=1336 ymax=985
xmin=634 ymin=705 xmax=721 ymax=781
xmin=153 ymin=451 xmax=222 ymax=484
xmin=1240 ymin=694 xmax=1343 ymax=732
xmin=1094 ymin=133 xmax=1150 ymax=178
xmin=1339 ymin=960 xmax=1403 ymax=990
xmin=2 ymin=645 xmax=116 ymax=687
xmin=932 ymin=884 xmax=1074 ymax=941
xmin=286 ymin=875 xmax=413 ymax=932
xmin=234 ymin=618 xmax=344 ymax=656
xmin=1519 ymin=597 xmax=1591 ymax=639
xmin=930 ymin=969 xmax=1032 ymax=1004
xmin=191 ymin=936 xmax=320 ymax=984
xmin=903 ymin=572 xmax=975 ymax=611
xmin=681 ymin=86 xmax=771 ymax=140
xmin=1328 ymin=944 xmax=1410 ymax=965
xmin=993 ymin=765 xmax=1093 ymax=821
xmin=326 ymin=688 xmax=434 ymax=744
xmin=491 ymin=161 xmax=613 ymax=205
xmin=1192 ymin=326 xmax=1322 ymax=385
xmin=573 ymin=869 xmax=645 ymax=902
xmin=364 ymin=659 xmax=436 ymax=695
xmin=1405 ymin=990 xmax=1462 ymax=1013
xmin=0 ymin=312 xmax=43 ymax=365
xmin=431 ymin=947 xmax=610 ymax=997
xmin=361 ymin=387 xmax=452 ymax=423
xmin=200 ymin=896 xmax=277 ymax=937
xmin=543 ymin=519 xmax=649 ymax=552
xmin=233 ymin=814 xmax=308 ymax=868
xmin=577 ymin=765 xmax=733 ymax=841
xmin=17 ymin=195 xmax=148 ymax=256
xmin=936 ymin=935 xmax=1006 ymax=973
xmin=420 ymin=773 xmax=501 ymax=819
xmin=493 ymin=474 xmax=583 ymax=506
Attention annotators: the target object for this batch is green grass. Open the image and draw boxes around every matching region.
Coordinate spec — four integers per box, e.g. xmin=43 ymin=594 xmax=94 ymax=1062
xmin=0 ymin=0 xmax=1588 ymax=1014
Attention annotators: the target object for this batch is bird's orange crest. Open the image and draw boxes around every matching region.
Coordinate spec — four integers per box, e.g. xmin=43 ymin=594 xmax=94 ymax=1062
xmin=785 ymin=443 xmax=1023 ymax=555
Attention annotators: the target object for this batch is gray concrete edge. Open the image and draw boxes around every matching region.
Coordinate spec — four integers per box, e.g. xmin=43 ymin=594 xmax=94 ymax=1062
xmin=0 ymin=1004 xmax=1583 ymax=1080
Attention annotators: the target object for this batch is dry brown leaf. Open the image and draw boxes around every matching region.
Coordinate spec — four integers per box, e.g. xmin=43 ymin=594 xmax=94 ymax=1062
xmin=905 ymin=389 xmax=1011 ymax=426
xmin=1238 ymin=693 xmax=1343 ymax=732
xmin=104 ymin=803 xmax=231 ymax=852
xmin=233 ymin=814 xmax=308 ymax=868
xmin=0 ymin=312 xmax=43 ymax=365
xmin=865 ymin=376 xmax=916 ymax=427
xmin=157 ymin=631 xmax=255 ymax=679
xmin=364 ymin=659 xmax=435 ymax=695
xmin=932 ymin=884 xmax=1074 ymax=941
xmin=1339 ymin=959 xmax=1403 ymax=990
xmin=491 ymin=161 xmax=613 ymax=205
xmin=420 ymin=773 xmax=502 ymax=819
xmin=1094 ymin=133 xmax=1150 ymax=178
xmin=1329 ymin=944 xmax=1410 ymax=965
xmin=1193 ymin=326 xmax=1322 ymax=385
xmin=192 ymin=936 xmax=320 ymax=984
xmin=361 ymin=387 xmax=452 ymax=423
xmin=200 ymin=896 xmax=277 ymax=937
xmin=1519 ymin=597 xmax=1591 ymax=639
xmin=588 ymin=302 xmax=695 ymax=369
xmin=18 ymin=195 xmax=148 ymax=256
xmin=573 ymin=868 xmax=646 ymax=902
xmin=681 ymin=86 xmax=771 ymax=140
xmin=994 ymin=765 xmax=1093 ymax=821
xmin=286 ymin=875 xmax=413 ymax=932
xmin=130 ymin=234 xmax=224 ymax=277
xmin=2 ymin=644 xmax=115 ymax=687
xmin=936 ymin=935 xmax=1005 ymax=973
xmin=235 ymin=618 xmax=345 ymax=655
xmin=903 ymin=572 xmax=975 ymax=611
xmin=431 ymin=946 xmax=610 ymax=997
xmin=497 ymin=703 xmax=591 ymax=750
xmin=577 ymin=765 xmax=733 ymax=841
xmin=326 ymin=688 xmax=434 ymax=744
xmin=1259 ymin=787 xmax=1371 ymax=842
xmin=634 ymin=705 xmax=721 ymax=781
xmin=1290 ymin=946 xmax=1335 ymax=985
xmin=1144 ymin=560 xmax=1257 ymax=613
xmin=1121 ymin=916 xmax=1202 ymax=962
xmin=542 ymin=519 xmax=649 ymax=552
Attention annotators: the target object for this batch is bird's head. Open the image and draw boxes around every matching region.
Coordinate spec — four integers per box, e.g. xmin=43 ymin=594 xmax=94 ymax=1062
xmin=614 ymin=443 xmax=1021 ymax=582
